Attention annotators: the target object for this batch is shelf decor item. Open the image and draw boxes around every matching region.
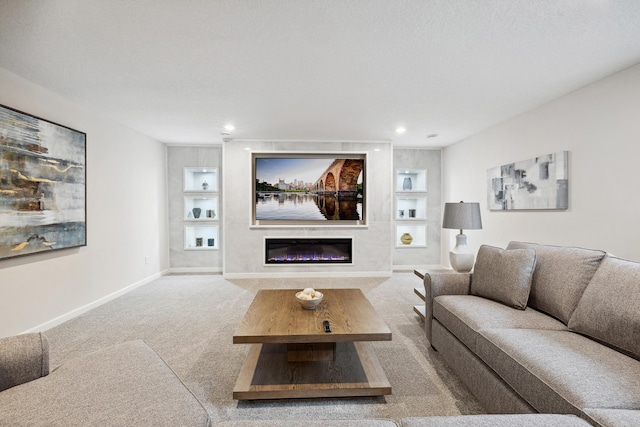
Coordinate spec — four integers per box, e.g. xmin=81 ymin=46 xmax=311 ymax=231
xmin=192 ymin=208 xmax=201 ymax=219
xmin=402 ymin=176 xmax=412 ymax=190
xmin=400 ymin=232 xmax=413 ymax=245
xmin=208 ymin=238 xmax=214 ymax=247
xmin=409 ymin=209 xmax=416 ymax=218
xmin=442 ymin=201 xmax=483 ymax=272
xmin=202 ymin=181 xmax=209 ymax=190
xmin=0 ymin=104 xmax=87 ymax=261
xmin=398 ymin=210 xmax=405 ymax=218
xmin=195 ymin=237 xmax=203 ymax=247
xmin=206 ymin=209 xmax=215 ymax=218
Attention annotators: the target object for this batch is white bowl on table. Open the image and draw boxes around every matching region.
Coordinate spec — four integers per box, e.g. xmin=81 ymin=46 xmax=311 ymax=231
xmin=295 ymin=290 xmax=323 ymax=310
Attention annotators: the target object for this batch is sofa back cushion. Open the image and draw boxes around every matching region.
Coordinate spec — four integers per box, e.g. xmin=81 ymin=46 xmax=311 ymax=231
xmin=568 ymin=255 xmax=640 ymax=361
xmin=471 ymin=245 xmax=536 ymax=309
xmin=506 ymin=241 xmax=606 ymax=324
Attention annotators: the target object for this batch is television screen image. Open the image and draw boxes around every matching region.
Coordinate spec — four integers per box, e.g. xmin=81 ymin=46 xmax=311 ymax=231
xmin=253 ymin=153 xmax=366 ymax=224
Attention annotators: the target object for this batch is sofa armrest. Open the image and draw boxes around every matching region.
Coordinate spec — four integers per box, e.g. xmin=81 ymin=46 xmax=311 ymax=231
xmin=0 ymin=333 xmax=50 ymax=392
xmin=424 ymin=272 xmax=472 ymax=344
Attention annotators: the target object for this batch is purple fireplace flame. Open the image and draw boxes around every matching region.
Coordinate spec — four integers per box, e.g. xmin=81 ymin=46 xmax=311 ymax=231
xmin=265 ymin=238 xmax=352 ymax=264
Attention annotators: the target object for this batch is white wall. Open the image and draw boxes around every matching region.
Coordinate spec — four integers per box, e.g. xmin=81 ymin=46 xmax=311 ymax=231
xmin=223 ymin=140 xmax=393 ymax=277
xmin=0 ymin=68 xmax=169 ymax=338
xmin=442 ymin=63 xmax=640 ymax=262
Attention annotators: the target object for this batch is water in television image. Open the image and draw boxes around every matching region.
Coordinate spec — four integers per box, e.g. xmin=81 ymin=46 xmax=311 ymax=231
xmin=254 ymin=155 xmax=365 ymax=222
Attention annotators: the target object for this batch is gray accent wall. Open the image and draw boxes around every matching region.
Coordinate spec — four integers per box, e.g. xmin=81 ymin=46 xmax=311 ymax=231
xmin=167 ymin=146 xmax=223 ymax=271
xmin=393 ymin=148 xmax=442 ymax=267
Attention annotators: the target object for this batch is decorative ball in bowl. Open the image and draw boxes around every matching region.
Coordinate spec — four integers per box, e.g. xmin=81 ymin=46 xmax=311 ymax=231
xmin=295 ymin=288 xmax=324 ymax=310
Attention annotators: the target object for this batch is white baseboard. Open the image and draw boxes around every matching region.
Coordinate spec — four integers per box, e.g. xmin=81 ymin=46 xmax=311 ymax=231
xmin=22 ymin=271 xmax=166 ymax=334
xmin=223 ymin=270 xmax=393 ymax=279
xmin=392 ymin=264 xmax=448 ymax=272
xmin=167 ymin=267 xmax=222 ymax=274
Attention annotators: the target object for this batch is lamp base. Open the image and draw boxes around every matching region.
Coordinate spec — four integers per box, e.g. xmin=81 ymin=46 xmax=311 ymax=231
xmin=449 ymin=233 xmax=475 ymax=273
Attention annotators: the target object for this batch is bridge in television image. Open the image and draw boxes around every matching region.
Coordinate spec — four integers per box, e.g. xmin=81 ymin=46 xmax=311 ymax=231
xmin=312 ymin=159 xmax=363 ymax=198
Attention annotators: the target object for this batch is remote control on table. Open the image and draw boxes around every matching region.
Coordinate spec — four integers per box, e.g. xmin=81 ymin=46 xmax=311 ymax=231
xmin=323 ymin=320 xmax=331 ymax=333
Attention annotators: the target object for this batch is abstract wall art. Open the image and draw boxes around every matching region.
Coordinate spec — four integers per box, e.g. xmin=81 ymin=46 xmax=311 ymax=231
xmin=487 ymin=151 xmax=568 ymax=211
xmin=0 ymin=104 xmax=86 ymax=260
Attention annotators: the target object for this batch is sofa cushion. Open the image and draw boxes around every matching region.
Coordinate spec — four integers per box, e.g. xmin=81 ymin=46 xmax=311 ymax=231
xmin=506 ymin=242 xmax=606 ymax=323
xmin=433 ymin=295 xmax=566 ymax=353
xmin=568 ymin=255 xmax=640 ymax=361
xmin=0 ymin=340 xmax=210 ymax=427
xmin=471 ymin=245 xmax=536 ymax=309
xmin=476 ymin=329 xmax=640 ymax=415
xmin=0 ymin=333 xmax=49 ymax=392
xmin=583 ymin=408 xmax=640 ymax=427
xmin=400 ymin=414 xmax=592 ymax=427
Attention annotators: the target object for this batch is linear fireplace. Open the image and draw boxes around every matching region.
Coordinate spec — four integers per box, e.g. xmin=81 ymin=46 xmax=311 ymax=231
xmin=265 ymin=237 xmax=353 ymax=265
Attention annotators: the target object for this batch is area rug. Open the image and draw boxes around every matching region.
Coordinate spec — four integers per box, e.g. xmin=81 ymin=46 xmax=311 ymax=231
xmin=44 ymin=272 xmax=484 ymax=424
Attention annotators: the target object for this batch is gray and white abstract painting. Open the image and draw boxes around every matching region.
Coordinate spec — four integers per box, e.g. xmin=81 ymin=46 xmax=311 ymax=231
xmin=487 ymin=151 xmax=568 ymax=210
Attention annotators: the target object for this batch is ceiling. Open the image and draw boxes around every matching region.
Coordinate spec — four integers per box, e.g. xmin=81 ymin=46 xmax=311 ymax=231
xmin=1 ymin=1 xmax=640 ymax=147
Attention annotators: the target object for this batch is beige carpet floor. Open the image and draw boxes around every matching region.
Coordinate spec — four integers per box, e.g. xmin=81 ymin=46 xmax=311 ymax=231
xmin=44 ymin=272 xmax=484 ymax=424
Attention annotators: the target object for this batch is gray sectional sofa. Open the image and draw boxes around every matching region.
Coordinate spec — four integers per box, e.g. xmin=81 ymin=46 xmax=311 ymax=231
xmin=423 ymin=241 xmax=640 ymax=427
xmin=0 ymin=332 xmax=596 ymax=427
xmin=0 ymin=333 xmax=211 ymax=426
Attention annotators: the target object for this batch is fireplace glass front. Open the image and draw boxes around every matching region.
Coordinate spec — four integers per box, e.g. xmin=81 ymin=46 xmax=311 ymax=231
xmin=265 ymin=238 xmax=353 ymax=264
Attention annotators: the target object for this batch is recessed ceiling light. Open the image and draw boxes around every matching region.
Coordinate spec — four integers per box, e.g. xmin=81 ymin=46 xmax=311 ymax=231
xmin=395 ymin=127 xmax=406 ymax=134
xmin=374 ymin=148 xmax=381 ymax=152
xmin=243 ymin=147 xmax=251 ymax=151
xmin=224 ymin=124 xmax=235 ymax=132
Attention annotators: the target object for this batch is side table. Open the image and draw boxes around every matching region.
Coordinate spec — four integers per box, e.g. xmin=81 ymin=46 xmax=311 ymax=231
xmin=413 ymin=268 xmax=453 ymax=321
xmin=413 ymin=269 xmax=427 ymax=320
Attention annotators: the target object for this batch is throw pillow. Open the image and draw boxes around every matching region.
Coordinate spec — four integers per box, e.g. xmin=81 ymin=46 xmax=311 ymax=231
xmin=568 ymin=255 xmax=640 ymax=361
xmin=506 ymin=241 xmax=606 ymax=324
xmin=471 ymin=245 xmax=536 ymax=310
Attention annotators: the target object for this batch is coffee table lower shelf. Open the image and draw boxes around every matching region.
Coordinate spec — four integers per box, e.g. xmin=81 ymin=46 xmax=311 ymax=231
xmin=233 ymin=341 xmax=392 ymax=400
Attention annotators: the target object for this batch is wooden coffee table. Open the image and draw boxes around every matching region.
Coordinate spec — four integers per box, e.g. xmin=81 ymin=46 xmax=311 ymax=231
xmin=233 ymin=288 xmax=392 ymax=400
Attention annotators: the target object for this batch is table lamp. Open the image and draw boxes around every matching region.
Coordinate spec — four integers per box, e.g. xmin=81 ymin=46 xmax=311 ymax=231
xmin=442 ymin=201 xmax=482 ymax=272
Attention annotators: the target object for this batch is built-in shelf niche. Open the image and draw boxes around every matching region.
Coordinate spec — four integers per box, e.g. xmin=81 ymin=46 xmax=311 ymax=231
xmin=184 ymin=167 xmax=218 ymax=192
xmin=396 ymin=169 xmax=427 ymax=192
xmin=184 ymin=196 xmax=218 ymax=221
xmin=395 ymin=225 xmax=427 ymax=248
xmin=396 ymin=196 xmax=427 ymax=220
xmin=185 ymin=225 xmax=218 ymax=250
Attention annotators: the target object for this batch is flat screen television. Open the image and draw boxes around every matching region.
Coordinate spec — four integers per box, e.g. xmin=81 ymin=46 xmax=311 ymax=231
xmin=252 ymin=152 xmax=367 ymax=226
